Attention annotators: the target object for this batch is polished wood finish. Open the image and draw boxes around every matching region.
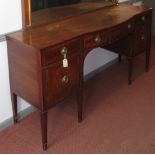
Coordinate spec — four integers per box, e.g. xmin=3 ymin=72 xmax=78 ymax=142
xmin=11 ymin=93 xmax=18 ymax=123
xmin=31 ymin=1 xmax=116 ymax=26
xmin=7 ymin=3 xmax=152 ymax=150
xmin=45 ymin=54 xmax=80 ymax=108
xmin=41 ymin=111 xmax=48 ymax=150
xmin=22 ymin=0 xmax=31 ymax=28
xmin=22 ymin=0 xmax=118 ymax=27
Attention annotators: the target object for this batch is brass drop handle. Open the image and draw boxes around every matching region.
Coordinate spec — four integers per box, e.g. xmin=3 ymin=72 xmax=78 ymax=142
xmin=128 ymin=24 xmax=132 ymax=29
xmin=61 ymin=75 xmax=69 ymax=84
xmin=141 ymin=35 xmax=145 ymax=40
xmin=61 ymin=47 xmax=69 ymax=68
xmin=61 ymin=47 xmax=68 ymax=56
xmin=95 ymin=35 xmax=101 ymax=44
xmin=141 ymin=16 xmax=146 ymax=21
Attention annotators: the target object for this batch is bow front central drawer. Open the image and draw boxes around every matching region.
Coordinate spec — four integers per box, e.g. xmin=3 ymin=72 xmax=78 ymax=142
xmin=83 ymin=20 xmax=134 ymax=49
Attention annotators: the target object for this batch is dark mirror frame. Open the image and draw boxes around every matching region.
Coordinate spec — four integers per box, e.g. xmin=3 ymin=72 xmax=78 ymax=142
xmin=21 ymin=0 xmax=119 ymax=28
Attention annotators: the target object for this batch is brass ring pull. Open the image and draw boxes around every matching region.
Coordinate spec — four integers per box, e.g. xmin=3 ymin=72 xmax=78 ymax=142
xmin=61 ymin=47 xmax=69 ymax=68
xmin=61 ymin=47 xmax=68 ymax=55
xmin=128 ymin=24 xmax=131 ymax=29
xmin=141 ymin=16 xmax=146 ymax=21
xmin=95 ymin=35 xmax=101 ymax=44
xmin=61 ymin=75 xmax=69 ymax=84
xmin=141 ymin=35 xmax=145 ymax=40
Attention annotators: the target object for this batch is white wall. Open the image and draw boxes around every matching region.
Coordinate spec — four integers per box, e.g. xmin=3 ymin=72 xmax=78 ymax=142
xmin=0 ymin=0 xmax=127 ymax=124
xmin=0 ymin=0 xmax=22 ymax=35
xmin=0 ymin=41 xmax=12 ymax=122
xmin=0 ymin=0 xmax=30 ymax=123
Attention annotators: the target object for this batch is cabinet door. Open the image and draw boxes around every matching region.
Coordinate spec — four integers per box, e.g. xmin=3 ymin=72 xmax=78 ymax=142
xmin=134 ymin=12 xmax=152 ymax=55
xmin=44 ymin=55 xmax=80 ymax=107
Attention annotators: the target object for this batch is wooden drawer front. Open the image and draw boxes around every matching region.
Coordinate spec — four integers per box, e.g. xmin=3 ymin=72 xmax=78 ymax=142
xmin=84 ymin=21 xmax=133 ymax=49
xmin=43 ymin=39 xmax=80 ymax=66
xmin=134 ymin=12 xmax=152 ymax=55
xmin=107 ymin=21 xmax=133 ymax=43
xmin=45 ymin=55 xmax=80 ymax=107
xmin=136 ymin=12 xmax=151 ymax=26
xmin=134 ymin=26 xmax=147 ymax=55
xmin=83 ymin=32 xmax=105 ymax=49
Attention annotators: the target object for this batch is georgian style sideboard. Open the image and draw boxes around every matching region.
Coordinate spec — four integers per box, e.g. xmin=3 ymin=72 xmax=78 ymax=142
xmin=6 ymin=2 xmax=152 ymax=150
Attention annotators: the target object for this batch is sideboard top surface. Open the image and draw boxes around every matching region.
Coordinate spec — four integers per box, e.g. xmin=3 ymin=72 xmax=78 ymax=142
xmin=31 ymin=0 xmax=114 ymax=26
xmin=7 ymin=3 xmax=151 ymax=50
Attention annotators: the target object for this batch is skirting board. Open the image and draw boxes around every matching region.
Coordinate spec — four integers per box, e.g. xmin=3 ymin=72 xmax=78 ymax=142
xmin=0 ymin=57 xmax=118 ymax=131
xmin=0 ymin=35 xmax=6 ymax=42
xmin=0 ymin=29 xmax=22 ymax=43
xmin=0 ymin=106 xmax=36 ymax=132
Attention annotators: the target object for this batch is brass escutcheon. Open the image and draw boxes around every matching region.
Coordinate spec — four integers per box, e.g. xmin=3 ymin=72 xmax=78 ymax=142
xmin=141 ymin=35 xmax=145 ymax=40
xmin=95 ymin=35 xmax=101 ymax=44
xmin=61 ymin=75 xmax=69 ymax=84
xmin=142 ymin=16 xmax=146 ymax=21
xmin=128 ymin=24 xmax=132 ymax=29
xmin=61 ymin=46 xmax=68 ymax=55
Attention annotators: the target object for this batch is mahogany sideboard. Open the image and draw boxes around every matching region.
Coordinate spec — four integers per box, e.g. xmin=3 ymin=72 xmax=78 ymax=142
xmin=6 ymin=3 xmax=152 ymax=150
